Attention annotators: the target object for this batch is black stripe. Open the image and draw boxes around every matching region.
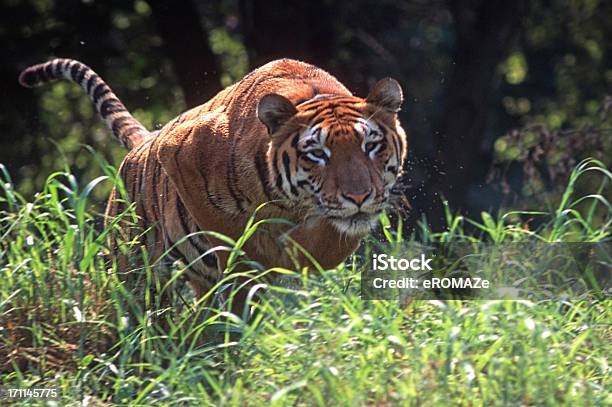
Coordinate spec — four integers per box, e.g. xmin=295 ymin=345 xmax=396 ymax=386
xmin=204 ymin=188 xmax=225 ymax=212
xmin=300 ymin=103 xmax=325 ymax=112
xmin=301 ymin=155 xmax=319 ymax=164
xmin=198 ymin=270 xmax=220 ymax=285
xmin=323 ymin=103 xmax=339 ymax=111
xmin=379 ymin=125 xmax=388 ymax=136
xmin=175 ymin=200 xmax=192 ymax=236
xmin=226 ymin=131 xmax=249 ymax=211
xmin=299 ymin=97 xmax=359 ymax=112
xmin=173 ymin=128 xmax=224 ymax=214
xmin=228 ymin=134 xmax=251 ymax=208
xmin=202 ymin=252 xmax=217 ymax=267
xmin=337 ymin=111 xmax=362 ymax=121
xmin=306 ymin=96 xmax=359 ymax=105
xmin=129 ymin=158 xmax=140 ymax=201
xmin=274 ymin=175 xmax=287 ymax=197
xmin=86 ymin=74 xmax=97 ymax=95
xmin=75 ymin=65 xmax=87 ymax=85
xmin=169 ymin=249 xmax=217 ymax=271
xmin=162 ymin=170 xmax=169 ymax=204
xmin=338 ymin=105 xmax=363 ymax=115
xmin=282 ymin=151 xmax=298 ymax=196
xmin=53 ymin=60 xmax=62 ymax=76
xmin=225 ymin=164 xmax=245 ymax=212
xmin=200 ymin=174 xmax=226 ymax=212
xmin=70 ymin=62 xmax=80 ymax=80
xmin=254 ymin=149 xmax=273 ymax=201
xmin=176 ymin=200 xmax=214 ymax=263
xmin=254 ymin=150 xmax=288 ymax=210
xmin=389 ymin=127 xmax=401 ymax=165
xmin=39 ymin=65 xmax=49 ymax=81
xmin=168 ymin=247 xmax=188 ymax=263
xmin=100 ymin=99 xmax=125 ymax=117
xmin=133 ymin=144 xmax=149 ymax=197
xmin=304 ymin=129 xmax=320 ymax=147
xmin=166 ymin=240 xmax=200 ymax=270
xmin=310 ymin=113 xmax=329 ymax=127
xmin=151 ymin=163 xmax=161 ymax=220
xmin=92 ymin=83 xmax=110 ymax=104
xmin=273 ymin=151 xmax=288 ymax=197
xmin=111 ymin=116 xmax=133 ymax=135
xmin=291 ymin=132 xmax=300 ymax=148
xmin=44 ymin=63 xmax=54 ymax=79
xmin=56 ymin=60 xmax=67 ymax=76
xmin=316 ymin=127 xmax=325 ymax=143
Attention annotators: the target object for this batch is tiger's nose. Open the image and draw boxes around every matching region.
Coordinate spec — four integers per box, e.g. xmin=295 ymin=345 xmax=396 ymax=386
xmin=342 ymin=190 xmax=372 ymax=206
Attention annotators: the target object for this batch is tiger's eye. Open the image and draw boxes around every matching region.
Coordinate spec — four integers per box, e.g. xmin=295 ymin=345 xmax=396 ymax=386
xmin=365 ymin=142 xmax=378 ymax=153
xmin=310 ymin=149 xmax=327 ymax=158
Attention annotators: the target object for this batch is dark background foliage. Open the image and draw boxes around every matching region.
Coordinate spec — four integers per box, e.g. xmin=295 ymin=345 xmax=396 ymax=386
xmin=1 ymin=0 xmax=610 ymax=230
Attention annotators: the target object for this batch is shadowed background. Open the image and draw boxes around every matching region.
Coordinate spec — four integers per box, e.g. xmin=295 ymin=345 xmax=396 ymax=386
xmin=1 ymin=0 xmax=610 ymax=230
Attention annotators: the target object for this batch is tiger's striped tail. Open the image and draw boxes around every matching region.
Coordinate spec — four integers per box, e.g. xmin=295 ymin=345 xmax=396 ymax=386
xmin=19 ymin=58 xmax=150 ymax=150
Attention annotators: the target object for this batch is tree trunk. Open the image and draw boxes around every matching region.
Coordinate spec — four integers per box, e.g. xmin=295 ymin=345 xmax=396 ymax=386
xmin=149 ymin=0 xmax=221 ymax=108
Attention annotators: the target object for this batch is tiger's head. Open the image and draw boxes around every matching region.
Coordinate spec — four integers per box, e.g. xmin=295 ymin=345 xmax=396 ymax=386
xmin=258 ymin=79 xmax=407 ymax=236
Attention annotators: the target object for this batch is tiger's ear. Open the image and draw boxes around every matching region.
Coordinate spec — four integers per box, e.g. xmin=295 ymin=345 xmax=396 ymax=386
xmin=257 ymin=93 xmax=297 ymax=135
xmin=366 ymin=78 xmax=403 ymax=113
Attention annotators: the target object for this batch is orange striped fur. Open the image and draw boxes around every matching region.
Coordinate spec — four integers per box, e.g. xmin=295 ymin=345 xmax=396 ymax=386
xmin=20 ymin=58 xmax=408 ymax=303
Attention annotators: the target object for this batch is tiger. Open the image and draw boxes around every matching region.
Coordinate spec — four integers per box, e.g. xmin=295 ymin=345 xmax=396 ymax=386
xmin=19 ymin=57 xmax=408 ymax=308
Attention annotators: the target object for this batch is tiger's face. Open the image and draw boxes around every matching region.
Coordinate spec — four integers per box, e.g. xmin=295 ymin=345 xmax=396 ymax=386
xmin=258 ymin=79 xmax=407 ymax=236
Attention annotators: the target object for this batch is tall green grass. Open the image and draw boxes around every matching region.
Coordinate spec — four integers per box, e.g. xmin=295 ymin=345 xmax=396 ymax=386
xmin=0 ymin=154 xmax=610 ymax=406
